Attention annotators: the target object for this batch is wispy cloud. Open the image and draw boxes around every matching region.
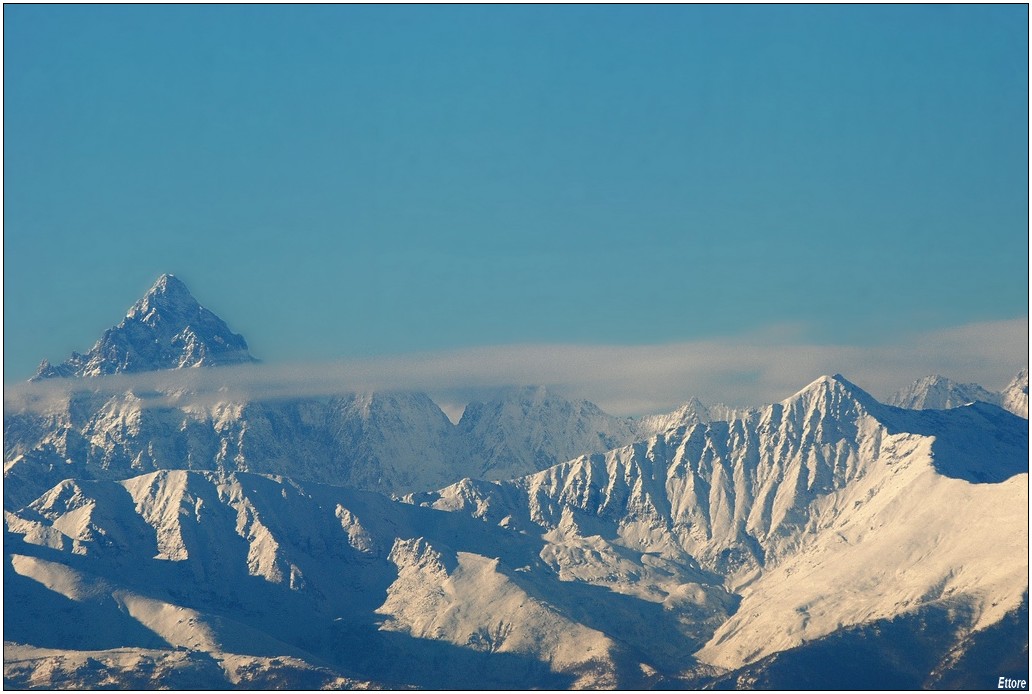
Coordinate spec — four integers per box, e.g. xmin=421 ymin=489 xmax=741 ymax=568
xmin=4 ymin=318 xmax=1026 ymax=417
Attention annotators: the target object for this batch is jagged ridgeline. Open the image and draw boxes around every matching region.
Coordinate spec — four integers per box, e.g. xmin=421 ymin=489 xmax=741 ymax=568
xmin=4 ymin=275 xmax=1028 ymax=689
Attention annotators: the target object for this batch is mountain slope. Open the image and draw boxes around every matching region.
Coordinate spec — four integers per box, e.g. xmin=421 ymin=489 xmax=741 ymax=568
xmin=4 ymin=470 xmax=690 ymax=688
xmin=413 ymin=375 xmax=1029 ymax=672
xmin=456 ymin=386 xmax=640 ymax=481
xmin=3 ymin=392 xmax=458 ymax=508
xmin=33 ymin=274 xmax=256 ymax=380
xmin=4 ymin=374 xmax=1027 ymax=689
xmin=1002 ymin=368 xmax=1030 ymax=419
xmin=704 ymin=597 xmax=1028 ymax=690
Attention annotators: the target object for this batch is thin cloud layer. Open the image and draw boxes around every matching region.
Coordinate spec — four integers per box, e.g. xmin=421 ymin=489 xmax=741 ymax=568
xmin=5 ymin=318 xmax=1027 ymax=417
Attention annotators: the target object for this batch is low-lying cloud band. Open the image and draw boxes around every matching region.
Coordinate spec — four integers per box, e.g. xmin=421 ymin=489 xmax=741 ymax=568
xmin=5 ymin=318 xmax=1027 ymax=417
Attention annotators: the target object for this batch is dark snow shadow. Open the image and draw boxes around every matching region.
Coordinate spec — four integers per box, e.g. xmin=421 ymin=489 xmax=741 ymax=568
xmin=880 ymin=402 xmax=1028 ymax=483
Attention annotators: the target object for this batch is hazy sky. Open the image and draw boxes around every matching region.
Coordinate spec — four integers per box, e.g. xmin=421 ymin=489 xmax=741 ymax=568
xmin=4 ymin=5 xmax=1028 ymax=388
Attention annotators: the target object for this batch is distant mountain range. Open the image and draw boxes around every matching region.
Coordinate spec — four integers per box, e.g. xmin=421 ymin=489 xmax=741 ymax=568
xmin=889 ymin=371 xmax=1029 ymax=418
xmin=4 ymin=275 xmax=1027 ymax=689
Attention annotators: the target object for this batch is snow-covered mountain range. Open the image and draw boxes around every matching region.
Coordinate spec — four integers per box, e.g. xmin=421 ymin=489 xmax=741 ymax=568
xmin=3 ymin=384 xmax=655 ymax=512
xmin=7 ymin=278 xmax=655 ymax=508
xmin=889 ymin=370 xmax=1029 ymax=418
xmin=4 ymin=276 xmax=1028 ymax=689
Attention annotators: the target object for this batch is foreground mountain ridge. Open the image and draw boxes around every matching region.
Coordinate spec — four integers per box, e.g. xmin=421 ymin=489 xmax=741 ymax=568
xmin=6 ymin=372 xmax=1027 ymax=688
xmin=412 ymin=374 xmax=1028 ymax=669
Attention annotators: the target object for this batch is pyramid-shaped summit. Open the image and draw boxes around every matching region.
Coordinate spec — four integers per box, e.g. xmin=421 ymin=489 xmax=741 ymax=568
xmin=33 ymin=274 xmax=257 ymax=380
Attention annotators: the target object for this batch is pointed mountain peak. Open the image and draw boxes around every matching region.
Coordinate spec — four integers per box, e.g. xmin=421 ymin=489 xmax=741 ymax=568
xmin=828 ymin=372 xmax=869 ymax=392
xmin=680 ymin=395 xmax=707 ymax=410
xmin=32 ymin=274 xmax=256 ymax=380
xmin=147 ymin=273 xmax=193 ymax=300
xmin=152 ymin=272 xmax=186 ymax=291
xmin=783 ymin=374 xmax=881 ymax=414
xmin=786 ymin=373 xmax=843 ymax=399
xmin=637 ymin=396 xmax=716 ymax=436
xmin=665 ymin=396 xmax=713 ymax=421
xmin=125 ymin=273 xmax=201 ymax=320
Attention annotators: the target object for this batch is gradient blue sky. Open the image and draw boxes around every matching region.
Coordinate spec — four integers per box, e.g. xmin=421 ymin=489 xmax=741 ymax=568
xmin=4 ymin=4 xmax=1028 ymax=383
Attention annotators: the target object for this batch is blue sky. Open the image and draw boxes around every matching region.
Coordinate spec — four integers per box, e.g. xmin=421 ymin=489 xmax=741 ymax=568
xmin=4 ymin=5 xmax=1028 ymax=387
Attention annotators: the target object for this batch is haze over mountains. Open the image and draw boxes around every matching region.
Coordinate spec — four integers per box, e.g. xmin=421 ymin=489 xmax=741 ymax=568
xmin=4 ymin=275 xmax=1028 ymax=689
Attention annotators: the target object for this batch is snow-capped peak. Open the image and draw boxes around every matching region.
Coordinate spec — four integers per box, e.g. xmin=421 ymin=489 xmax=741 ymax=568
xmin=125 ymin=273 xmax=199 ymax=321
xmin=781 ymin=373 xmax=881 ymax=415
xmin=32 ymin=274 xmax=257 ymax=380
